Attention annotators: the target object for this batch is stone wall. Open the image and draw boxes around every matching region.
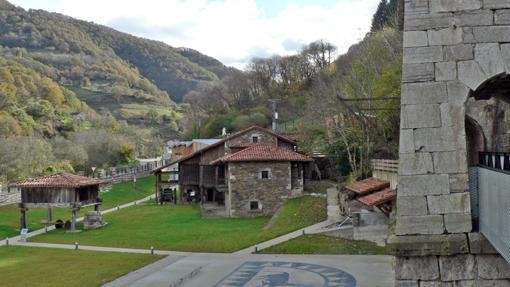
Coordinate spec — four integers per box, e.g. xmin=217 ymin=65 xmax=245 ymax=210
xmin=227 ymin=161 xmax=296 ymax=217
xmin=397 ymin=0 xmax=510 ymax=285
xmin=227 ymin=132 xmax=277 ymax=148
xmin=395 ymin=232 xmax=510 ymax=286
xmin=0 ymin=189 xmax=20 ymax=206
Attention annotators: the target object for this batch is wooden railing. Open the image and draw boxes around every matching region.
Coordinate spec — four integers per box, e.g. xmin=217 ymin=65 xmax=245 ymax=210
xmin=372 ymin=159 xmax=399 ymax=173
xmin=372 ymin=159 xmax=399 ymax=189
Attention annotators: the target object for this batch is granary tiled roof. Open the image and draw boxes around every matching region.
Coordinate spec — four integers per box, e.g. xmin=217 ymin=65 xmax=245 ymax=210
xmin=356 ymin=188 xmax=397 ymax=206
xmin=211 ymin=144 xmax=312 ymax=164
xmin=9 ymin=173 xmax=108 ymax=188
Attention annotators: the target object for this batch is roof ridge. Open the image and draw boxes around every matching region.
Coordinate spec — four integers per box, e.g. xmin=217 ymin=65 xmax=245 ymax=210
xmin=152 ymin=126 xmax=297 ymax=173
xmin=210 ymin=143 xmax=311 ymax=164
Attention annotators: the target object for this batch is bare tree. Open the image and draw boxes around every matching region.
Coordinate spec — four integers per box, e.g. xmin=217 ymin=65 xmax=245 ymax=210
xmin=302 ymin=40 xmax=337 ymax=71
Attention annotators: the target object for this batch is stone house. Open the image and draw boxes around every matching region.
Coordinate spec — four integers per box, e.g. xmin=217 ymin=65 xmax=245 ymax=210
xmin=396 ymin=1 xmax=510 ymax=286
xmin=153 ymin=126 xmax=312 ymax=217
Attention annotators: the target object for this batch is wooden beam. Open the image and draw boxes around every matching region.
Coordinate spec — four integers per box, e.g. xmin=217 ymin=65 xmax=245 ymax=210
xmin=23 ymin=203 xmax=72 ymax=208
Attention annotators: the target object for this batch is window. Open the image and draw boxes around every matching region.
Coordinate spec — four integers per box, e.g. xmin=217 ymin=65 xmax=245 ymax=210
xmin=250 ymin=201 xmax=259 ymax=210
xmin=261 ymin=170 xmax=269 ymax=179
xmin=252 ymin=136 xmax=259 ymax=143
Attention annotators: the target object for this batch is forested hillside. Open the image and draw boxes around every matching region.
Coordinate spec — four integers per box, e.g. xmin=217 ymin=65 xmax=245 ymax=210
xmin=184 ymin=0 xmax=404 ymax=179
xmin=0 ymin=0 xmax=238 ymax=183
xmin=0 ymin=55 xmax=162 ymax=183
xmin=0 ymin=56 xmax=95 ymax=137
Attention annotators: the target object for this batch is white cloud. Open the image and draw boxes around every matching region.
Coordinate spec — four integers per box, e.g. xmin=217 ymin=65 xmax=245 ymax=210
xmin=10 ymin=0 xmax=378 ymax=69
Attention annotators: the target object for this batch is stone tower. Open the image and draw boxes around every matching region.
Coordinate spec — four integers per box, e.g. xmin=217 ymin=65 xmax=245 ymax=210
xmin=396 ymin=0 xmax=510 ymax=285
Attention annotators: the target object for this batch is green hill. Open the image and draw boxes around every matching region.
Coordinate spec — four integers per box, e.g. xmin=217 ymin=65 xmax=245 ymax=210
xmin=0 ymin=0 xmax=234 ymax=108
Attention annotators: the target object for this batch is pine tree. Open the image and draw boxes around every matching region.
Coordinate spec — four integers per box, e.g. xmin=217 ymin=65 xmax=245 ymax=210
xmin=385 ymin=0 xmax=404 ymax=30
xmin=371 ymin=0 xmax=389 ymax=32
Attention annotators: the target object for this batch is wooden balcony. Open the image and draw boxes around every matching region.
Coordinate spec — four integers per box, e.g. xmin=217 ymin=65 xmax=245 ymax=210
xmin=178 ymin=164 xmax=227 ymax=188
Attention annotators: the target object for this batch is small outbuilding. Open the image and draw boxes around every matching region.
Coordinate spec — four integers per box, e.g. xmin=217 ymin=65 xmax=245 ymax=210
xmin=9 ymin=173 xmax=108 ymax=231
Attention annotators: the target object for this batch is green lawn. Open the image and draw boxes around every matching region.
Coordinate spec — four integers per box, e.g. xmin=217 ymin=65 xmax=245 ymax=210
xmin=0 ymin=176 xmax=156 ymax=239
xmin=0 ymin=246 xmax=162 ymax=287
xmin=260 ymin=234 xmax=392 ymax=255
xmin=30 ymin=196 xmax=326 ymax=253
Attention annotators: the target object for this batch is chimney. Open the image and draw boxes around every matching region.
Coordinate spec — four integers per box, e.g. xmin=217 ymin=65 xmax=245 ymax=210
xmin=270 ymin=99 xmax=278 ymax=131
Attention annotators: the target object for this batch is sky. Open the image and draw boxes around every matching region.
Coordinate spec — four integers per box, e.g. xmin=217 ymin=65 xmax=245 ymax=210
xmin=9 ymin=0 xmax=379 ymax=69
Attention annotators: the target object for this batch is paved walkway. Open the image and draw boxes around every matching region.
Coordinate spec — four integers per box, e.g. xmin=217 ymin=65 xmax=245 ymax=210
xmin=0 ymin=194 xmax=155 ymax=246
xmin=10 ymin=241 xmax=192 ymax=256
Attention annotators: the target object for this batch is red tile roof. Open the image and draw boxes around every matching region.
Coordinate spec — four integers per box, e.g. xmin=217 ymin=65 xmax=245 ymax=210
xmin=228 ymin=143 xmax=254 ymax=148
xmin=345 ymin=178 xmax=390 ymax=196
xmin=9 ymin=173 xmax=108 ymax=188
xmin=211 ymin=144 xmax=312 ymax=164
xmin=357 ymin=188 xmax=397 ymax=206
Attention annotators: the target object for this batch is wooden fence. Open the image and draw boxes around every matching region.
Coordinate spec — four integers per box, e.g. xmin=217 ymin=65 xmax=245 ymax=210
xmin=372 ymin=159 xmax=399 ymax=189
xmin=85 ymin=159 xmax=172 ymax=183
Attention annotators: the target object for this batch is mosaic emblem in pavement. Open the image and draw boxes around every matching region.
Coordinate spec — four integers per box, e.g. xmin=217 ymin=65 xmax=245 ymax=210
xmin=213 ymin=261 xmax=356 ymax=287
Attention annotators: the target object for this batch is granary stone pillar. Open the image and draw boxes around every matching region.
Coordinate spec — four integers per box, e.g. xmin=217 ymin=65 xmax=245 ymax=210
xmin=70 ymin=207 xmax=79 ymax=232
xmin=395 ymin=0 xmax=510 ymax=285
xmin=47 ymin=208 xmax=52 ymax=223
xmin=19 ymin=205 xmax=27 ymax=230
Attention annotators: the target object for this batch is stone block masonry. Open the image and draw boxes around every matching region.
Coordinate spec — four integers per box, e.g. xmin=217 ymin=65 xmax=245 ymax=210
xmin=228 ymin=162 xmax=296 ymax=217
xmin=397 ymin=0 xmax=510 ymax=285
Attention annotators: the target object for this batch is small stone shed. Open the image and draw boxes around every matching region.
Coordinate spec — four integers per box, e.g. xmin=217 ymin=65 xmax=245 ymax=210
xmin=10 ymin=173 xmax=107 ymax=231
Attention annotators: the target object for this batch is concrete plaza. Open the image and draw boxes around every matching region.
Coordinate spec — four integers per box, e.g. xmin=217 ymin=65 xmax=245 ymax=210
xmin=104 ymin=253 xmax=395 ymax=287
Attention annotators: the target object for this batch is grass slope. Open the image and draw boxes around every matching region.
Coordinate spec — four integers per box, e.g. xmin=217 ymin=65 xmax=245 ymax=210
xmin=0 ymin=246 xmax=162 ymax=287
xmin=0 ymin=176 xmax=156 ymax=239
xmin=260 ymin=234 xmax=390 ymax=255
xmin=31 ymin=196 xmax=326 ymax=253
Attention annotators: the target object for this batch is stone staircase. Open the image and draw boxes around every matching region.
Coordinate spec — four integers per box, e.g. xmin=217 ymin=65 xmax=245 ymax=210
xmin=326 ymin=186 xmax=341 ymax=222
